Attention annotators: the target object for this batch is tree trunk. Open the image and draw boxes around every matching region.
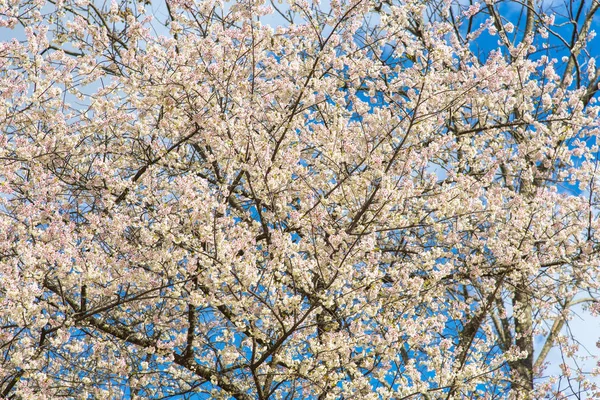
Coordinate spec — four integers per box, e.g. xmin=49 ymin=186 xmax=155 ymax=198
xmin=510 ymin=282 xmax=534 ymax=398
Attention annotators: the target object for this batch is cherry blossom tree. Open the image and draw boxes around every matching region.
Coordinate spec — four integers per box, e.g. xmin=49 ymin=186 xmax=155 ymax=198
xmin=1 ymin=0 xmax=600 ymax=398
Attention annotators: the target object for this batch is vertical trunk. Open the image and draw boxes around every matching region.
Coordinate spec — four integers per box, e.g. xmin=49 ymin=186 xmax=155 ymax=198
xmin=509 ymin=282 xmax=534 ymax=398
xmin=504 ymin=145 xmax=537 ymax=397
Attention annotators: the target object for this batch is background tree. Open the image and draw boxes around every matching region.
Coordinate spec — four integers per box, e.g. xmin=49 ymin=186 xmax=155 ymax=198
xmin=1 ymin=0 xmax=600 ymax=398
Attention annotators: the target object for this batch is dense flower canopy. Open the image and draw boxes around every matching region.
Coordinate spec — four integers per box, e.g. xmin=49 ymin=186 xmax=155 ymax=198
xmin=1 ymin=0 xmax=600 ymax=398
